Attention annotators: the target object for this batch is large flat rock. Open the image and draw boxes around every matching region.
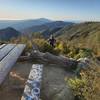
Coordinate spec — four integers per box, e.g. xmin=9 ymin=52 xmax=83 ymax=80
xmin=41 ymin=64 xmax=74 ymax=100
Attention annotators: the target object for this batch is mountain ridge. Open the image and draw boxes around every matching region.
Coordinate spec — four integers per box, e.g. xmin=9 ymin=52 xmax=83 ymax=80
xmin=0 ymin=18 xmax=52 ymax=30
xmin=22 ymin=21 xmax=74 ymax=36
xmin=0 ymin=27 xmax=21 ymax=40
xmin=55 ymin=22 xmax=100 ymax=56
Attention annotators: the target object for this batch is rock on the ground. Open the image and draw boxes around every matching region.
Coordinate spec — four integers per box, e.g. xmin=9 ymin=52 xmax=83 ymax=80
xmin=52 ymin=85 xmax=74 ymax=100
xmin=40 ymin=64 xmax=74 ymax=100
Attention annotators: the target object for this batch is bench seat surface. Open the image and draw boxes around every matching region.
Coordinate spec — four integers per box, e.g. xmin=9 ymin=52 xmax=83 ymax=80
xmin=0 ymin=44 xmax=26 ymax=85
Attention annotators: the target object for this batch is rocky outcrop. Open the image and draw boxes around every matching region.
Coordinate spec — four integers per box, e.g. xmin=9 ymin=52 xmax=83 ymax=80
xmin=40 ymin=64 xmax=74 ymax=100
xmin=52 ymin=85 xmax=74 ymax=100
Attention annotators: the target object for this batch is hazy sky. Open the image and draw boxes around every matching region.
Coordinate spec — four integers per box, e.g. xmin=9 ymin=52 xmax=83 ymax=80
xmin=0 ymin=0 xmax=100 ymax=21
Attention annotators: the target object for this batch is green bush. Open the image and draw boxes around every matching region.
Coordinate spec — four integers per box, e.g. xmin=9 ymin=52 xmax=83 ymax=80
xmin=74 ymin=48 xmax=93 ymax=59
xmin=65 ymin=60 xmax=100 ymax=100
xmin=55 ymin=41 xmax=70 ymax=55
xmin=32 ymin=39 xmax=60 ymax=55
xmin=67 ymin=77 xmax=87 ymax=100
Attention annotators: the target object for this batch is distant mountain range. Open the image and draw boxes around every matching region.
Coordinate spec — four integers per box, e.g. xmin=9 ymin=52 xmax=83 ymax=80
xmin=0 ymin=18 xmax=74 ymax=40
xmin=22 ymin=21 xmax=74 ymax=37
xmin=0 ymin=18 xmax=51 ymax=30
xmin=0 ymin=27 xmax=21 ymax=40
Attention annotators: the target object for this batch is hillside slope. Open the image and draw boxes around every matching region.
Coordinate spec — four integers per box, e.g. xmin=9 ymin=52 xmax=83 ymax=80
xmin=0 ymin=27 xmax=21 ymax=40
xmin=56 ymin=22 xmax=100 ymax=55
xmin=0 ymin=18 xmax=51 ymax=30
xmin=22 ymin=21 xmax=73 ymax=36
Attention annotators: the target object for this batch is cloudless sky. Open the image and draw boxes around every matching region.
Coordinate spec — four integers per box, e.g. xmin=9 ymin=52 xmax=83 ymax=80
xmin=0 ymin=0 xmax=100 ymax=21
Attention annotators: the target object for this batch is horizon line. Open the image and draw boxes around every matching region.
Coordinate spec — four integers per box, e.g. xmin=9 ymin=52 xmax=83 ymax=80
xmin=0 ymin=17 xmax=99 ymax=22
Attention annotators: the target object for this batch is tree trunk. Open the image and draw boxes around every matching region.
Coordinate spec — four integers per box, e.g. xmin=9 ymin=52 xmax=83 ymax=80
xmin=19 ymin=45 xmax=89 ymax=71
xmin=30 ymin=48 xmax=78 ymax=70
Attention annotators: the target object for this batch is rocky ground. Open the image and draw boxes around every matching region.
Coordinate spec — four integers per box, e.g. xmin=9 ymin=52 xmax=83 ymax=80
xmin=0 ymin=61 xmax=74 ymax=100
xmin=41 ymin=64 xmax=74 ymax=100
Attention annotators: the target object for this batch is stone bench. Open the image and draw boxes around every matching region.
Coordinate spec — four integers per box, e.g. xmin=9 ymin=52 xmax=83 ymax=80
xmin=0 ymin=44 xmax=26 ymax=85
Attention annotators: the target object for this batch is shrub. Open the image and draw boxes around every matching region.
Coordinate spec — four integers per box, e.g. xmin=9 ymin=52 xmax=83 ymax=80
xmin=74 ymin=48 xmax=93 ymax=59
xmin=67 ymin=47 xmax=80 ymax=58
xmin=65 ymin=60 xmax=100 ymax=100
xmin=67 ymin=77 xmax=87 ymax=100
xmin=32 ymin=39 xmax=60 ymax=55
xmin=56 ymin=41 xmax=70 ymax=55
